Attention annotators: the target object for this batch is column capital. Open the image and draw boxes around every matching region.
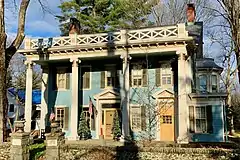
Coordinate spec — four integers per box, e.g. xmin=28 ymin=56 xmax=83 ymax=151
xmin=176 ymin=48 xmax=187 ymax=60
xmin=24 ymin=60 xmax=35 ymax=69
xmin=120 ymin=54 xmax=132 ymax=63
xmin=70 ymin=57 xmax=81 ymax=67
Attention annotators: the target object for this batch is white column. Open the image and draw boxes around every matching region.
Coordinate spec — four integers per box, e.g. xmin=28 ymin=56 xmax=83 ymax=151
xmin=40 ymin=66 xmax=48 ymax=133
xmin=120 ymin=54 xmax=131 ymax=139
xmin=24 ymin=60 xmax=33 ymax=133
xmin=68 ymin=57 xmax=80 ymax=140
xmin=177 ymin=50 xmax=189 ymax=144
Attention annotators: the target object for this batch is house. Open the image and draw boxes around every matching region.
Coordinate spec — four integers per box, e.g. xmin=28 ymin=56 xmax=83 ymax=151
xmin=7 ymin=88 xmax=25 ymax=131
xmin=7 ymin=88 xmax=42 ymax=133
xmin=18 ymin=4 xmax=227 ymax=143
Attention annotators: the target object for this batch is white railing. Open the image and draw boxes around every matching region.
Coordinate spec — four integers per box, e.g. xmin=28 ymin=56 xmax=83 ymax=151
xmin=24 ymin=24 xmax=188 ymax=50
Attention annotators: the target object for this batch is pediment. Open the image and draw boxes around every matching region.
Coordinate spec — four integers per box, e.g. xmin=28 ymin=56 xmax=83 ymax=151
xmin=153 ymin=89 xmax=174 ymax=99
xmin=94 ymin=89 xmax=120 ymax=100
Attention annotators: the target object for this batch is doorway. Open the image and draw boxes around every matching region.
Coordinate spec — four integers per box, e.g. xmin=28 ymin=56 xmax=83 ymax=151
xmin=159 ymin=104 xmax=174 ymax=141
xmin=101 ymin=103 xmax=120 ymax=139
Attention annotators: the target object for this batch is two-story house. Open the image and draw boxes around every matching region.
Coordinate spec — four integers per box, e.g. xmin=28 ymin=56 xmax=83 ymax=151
xmin=18 ymin=4 xmax=227 ymax=143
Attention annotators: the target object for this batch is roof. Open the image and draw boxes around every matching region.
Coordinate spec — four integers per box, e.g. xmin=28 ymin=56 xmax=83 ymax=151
xmin=196 ymin=58 xmax=223 ymax=70
xmin=7 ymin=88 xmax=41 ymax=105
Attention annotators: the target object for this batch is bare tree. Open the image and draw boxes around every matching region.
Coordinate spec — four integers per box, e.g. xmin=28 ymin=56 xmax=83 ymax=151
xmin=151 ymin=0 xmax=214 ymax=26
xmin=0 ymin=0 xmax=30 ymax=142
xmin=130 ymin=56 xmax=175 ymax=142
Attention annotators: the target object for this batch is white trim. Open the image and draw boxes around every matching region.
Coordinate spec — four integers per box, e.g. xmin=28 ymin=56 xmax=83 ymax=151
xmin=93 ymin=89 xmax=120 ymax=100
xmin=152 ymin=89 xmax=174 ymax=99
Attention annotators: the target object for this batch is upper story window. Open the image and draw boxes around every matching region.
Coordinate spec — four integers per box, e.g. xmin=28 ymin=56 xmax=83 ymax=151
xmin=156 ymin=63 xmax=172 ymax=87
xmin=212 ymin=75 xmax=217 ymax=93
xmin=56 ymin=67 xmax=70 ymax=90
xmin=161 ymin=64 xmax=172 ymax=85
xmin=81 ymin=66 xmax=91 ymax=89
xmin=197 ymin=73 xmax=219 ymax=93
xmin=199 ymin=74 xmax=207 ymax=93
xmin=100 ymin=65 xmax=119 ymax=88
xmin=132 ymin=65 xmax=143 ymax=87
xmin=131 ymin=64 xmax=147 ymax=87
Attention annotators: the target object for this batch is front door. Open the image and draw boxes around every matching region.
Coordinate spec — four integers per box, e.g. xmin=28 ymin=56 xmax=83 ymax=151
xmin=160 ymin=104 xmax=174 ymax=141
xmin=105 ymin=110 xmax=116 ymax=139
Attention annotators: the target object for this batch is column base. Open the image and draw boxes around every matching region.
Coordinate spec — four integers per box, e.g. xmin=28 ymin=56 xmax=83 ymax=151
xmin=67 ymin=136 xmax=79 ymax=141
xmin=176 ymin=136 xmax=189 ymax=144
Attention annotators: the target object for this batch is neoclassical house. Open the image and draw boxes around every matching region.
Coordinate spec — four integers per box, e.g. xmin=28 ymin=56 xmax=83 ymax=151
xmin=18 ymin=6 xmax=227 ymax=143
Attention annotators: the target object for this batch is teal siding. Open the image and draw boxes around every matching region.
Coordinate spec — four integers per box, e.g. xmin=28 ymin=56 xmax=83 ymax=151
xmin=192 ymin=105 xmax=224 ymax=142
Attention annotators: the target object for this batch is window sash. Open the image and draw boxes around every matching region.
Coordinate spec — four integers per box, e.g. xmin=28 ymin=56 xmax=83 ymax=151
xmin=199 ymin=75 xmax=207 ymax=92
xmin=82 ymin=67 xmax=91 ymax=89
xmin=131 ymin=106 xmax=141 ymax=131
xmin=212 ymin=75 xmax=217 ymax=92
xmin=56 ymin=108 xmax=65 ymax=129
xmin=160 ymin=64 xmax=172 ymax=86
xmin=195 ymin=106 xmax=207 ymax=133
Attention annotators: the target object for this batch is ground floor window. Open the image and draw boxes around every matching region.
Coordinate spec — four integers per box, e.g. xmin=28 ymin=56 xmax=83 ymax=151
xmin=189 ymin=105 xmax=213 ymax=133
xmin=55 ymin=107 xmax=69 ymax=130
xmin=130 ymin=105 xmax=145 ymax=131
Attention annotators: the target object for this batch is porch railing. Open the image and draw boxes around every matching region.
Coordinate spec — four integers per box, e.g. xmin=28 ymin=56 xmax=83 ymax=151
xmin=24 ymin=24 xmax=188 ymax=50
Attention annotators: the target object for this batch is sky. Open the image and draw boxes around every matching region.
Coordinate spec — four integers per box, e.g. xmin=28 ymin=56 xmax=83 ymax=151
xmin=6 ymin=0 xmax=62 ymax=39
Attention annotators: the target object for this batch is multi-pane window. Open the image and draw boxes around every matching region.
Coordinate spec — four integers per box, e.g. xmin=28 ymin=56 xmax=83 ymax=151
xmin=161 ymin=64 xmax=172 ymax=85
xmin=82 ymin=107 xmax=95 ymax=130
xmin=212 ymin=75 xmax=217 ymax=92
xmin=195 ymin=106 xmax=207 ymax=132
xmin=106 ymin=70 xmax=116 ymax=87
xmin=105 ymin=65 xmax=118 ymax=88
xmin=199 ymin=75 xmax=207 ymax=93
xmin=132 ymin=65 xmax=143 ymax=87
xmin=82 ymin=66 xmax=91 ymax=89
xmin=189 ymin=106 xmax=211 ymax=133
xmin=55 ymin=107 xmax=69 ymax=130
xmin=56 ymin=108 xmax=64 ymax=128
xmin=9 ymin=104 xmax=14 ymax=112
xmin=162 ymin=115 xmax=172 ymax=124
xmin=131 ymin=106 xmax=141 ymax=131
xmin=56 ymin=68 xmax=67 ymax=89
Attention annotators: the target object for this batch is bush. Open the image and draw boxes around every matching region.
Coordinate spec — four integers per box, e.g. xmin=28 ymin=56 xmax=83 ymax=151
xmin=28 ymin=143 xmax=46 ymax=160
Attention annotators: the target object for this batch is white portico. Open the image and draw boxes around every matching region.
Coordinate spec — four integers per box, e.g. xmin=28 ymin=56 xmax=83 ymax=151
xmin=20 ymin=24 xmax=194 ymax=143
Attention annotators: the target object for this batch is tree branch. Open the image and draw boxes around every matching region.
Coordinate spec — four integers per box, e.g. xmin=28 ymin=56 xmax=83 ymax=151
xmin=6 ymin=0 xmax=30 ymax=60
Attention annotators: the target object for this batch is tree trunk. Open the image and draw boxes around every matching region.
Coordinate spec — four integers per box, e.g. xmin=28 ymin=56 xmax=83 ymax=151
xmin=0 ymin=33 xmax=7 ymax=142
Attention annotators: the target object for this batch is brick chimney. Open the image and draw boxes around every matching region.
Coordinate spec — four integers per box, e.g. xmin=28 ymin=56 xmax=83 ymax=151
xmin=69 ymin=18 xmax=81 ymax=35
xmin=187 ymin=3 xmax=195 ymax=23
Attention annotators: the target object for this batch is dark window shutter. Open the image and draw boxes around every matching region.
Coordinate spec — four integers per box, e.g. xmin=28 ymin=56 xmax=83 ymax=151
xmin=142 ymin=69 xmax=148 ymax=87
xmin=189 ymin=106 xmax=195 ymax=133
xmin=129 ymin=70 xmax=132 ymax=87
xmin=206 ymin=105 xmax=213 ymax=133
xmin=66 ymin=73 xmax=70 ymax=89
xmin=100 ymin=71 xmax=105 ymax=88
xmin=115 ymin=70 xmax=120 ymax=88
xmin=155 ymin=68 xmax=161 ymax=87
xmin=64 ymin=107 xmax=69 ymax=130
xmin=52 ymin=68 xmax=57 ymax=90
xmin=141 ymin=106 xmax=146 ymax=131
